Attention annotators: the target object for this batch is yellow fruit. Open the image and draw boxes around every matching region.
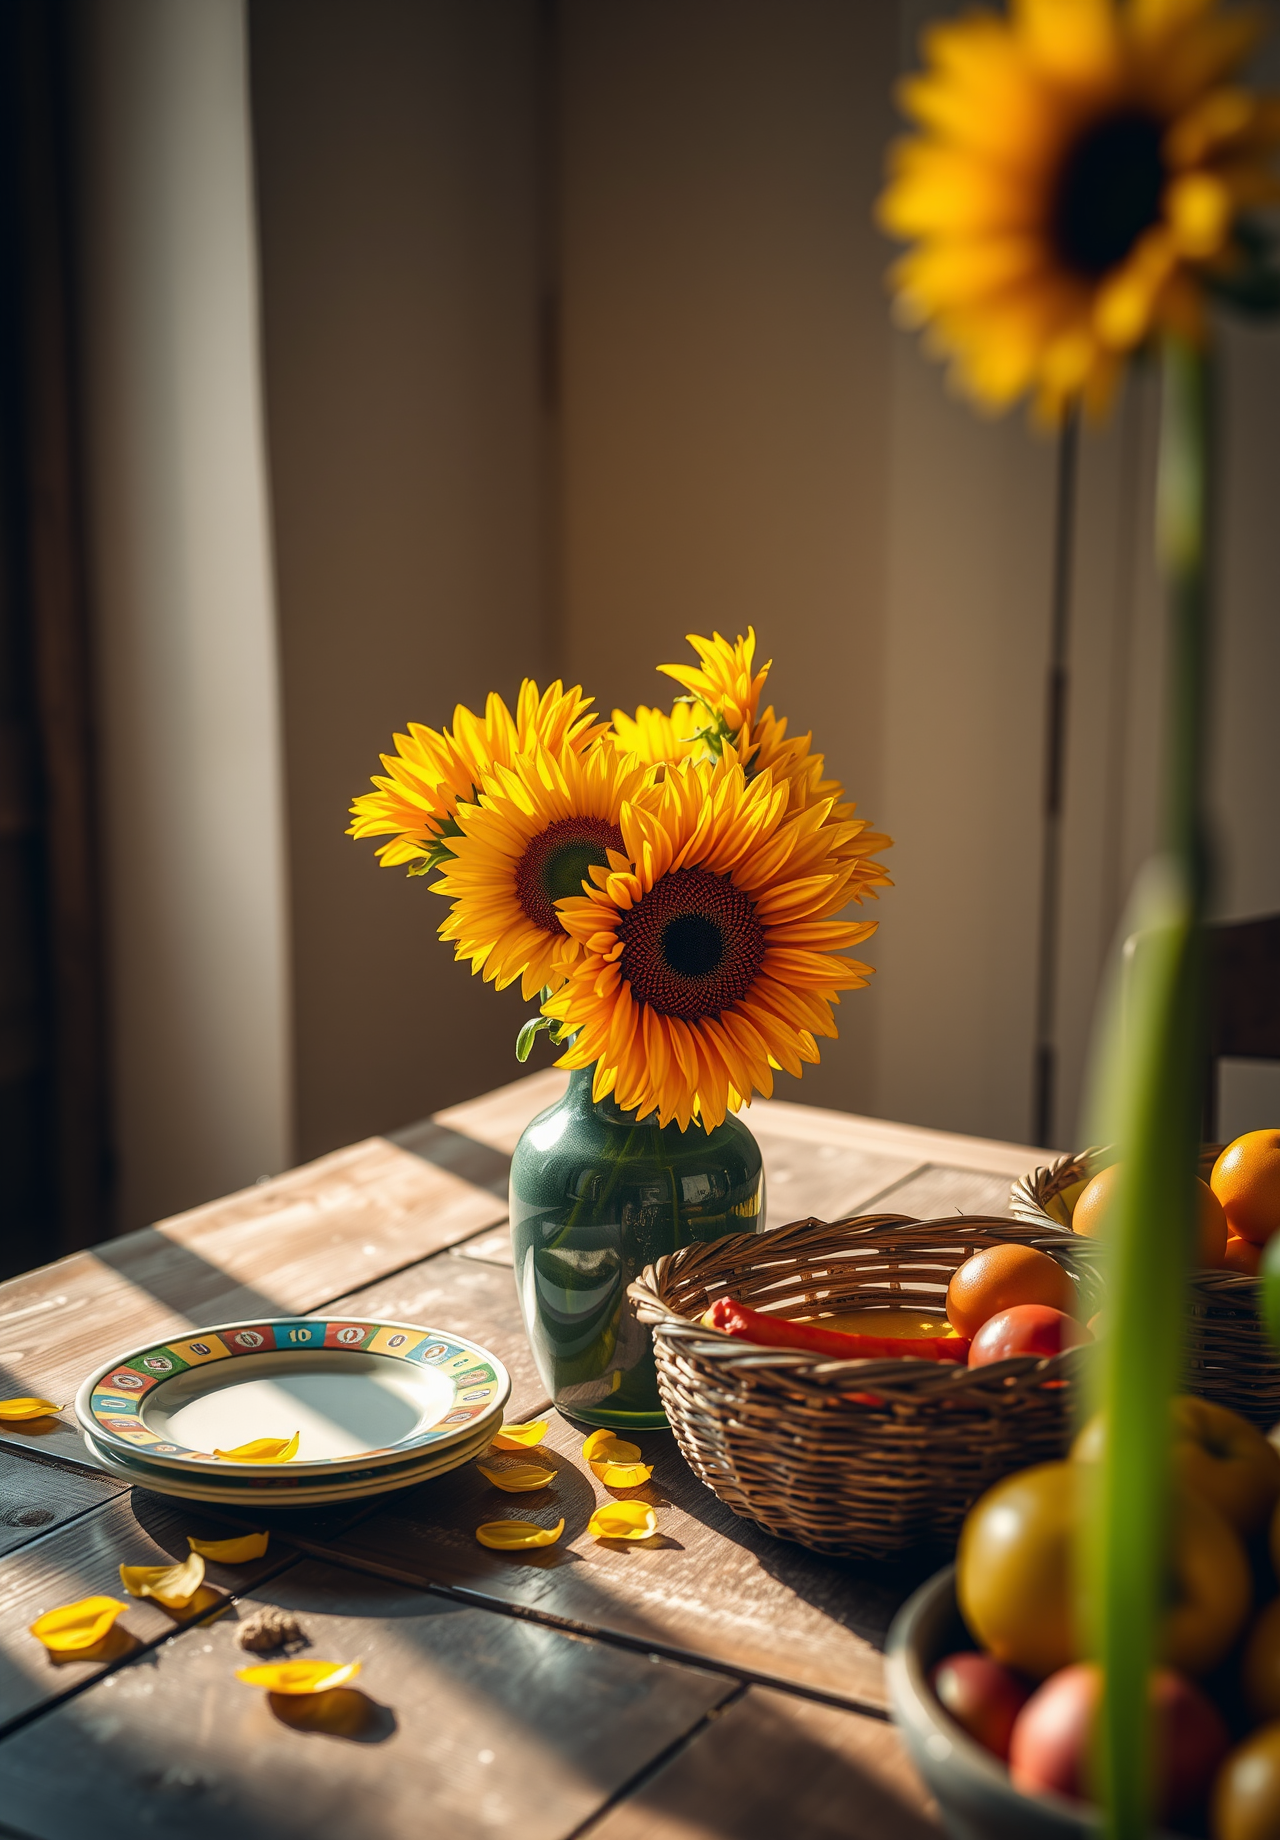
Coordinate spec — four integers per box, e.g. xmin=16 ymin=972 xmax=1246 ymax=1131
xmin=1163 ymin=1489 xmax=1252 ymax=1677
xmin=960 ymin=1459 xmax=1250 ymax=1682
xmin=957 ymin=1462 xmax=1080 ymax=1679
xmin=1213 ymin=1722 xmax=1280 ymax=1840
xmin=1073 ymin=1397 xmax=1280 ymax=1537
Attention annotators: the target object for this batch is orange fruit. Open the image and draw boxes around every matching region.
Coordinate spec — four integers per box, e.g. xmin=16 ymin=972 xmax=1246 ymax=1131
xmin=1070 ymin=1164 xmax=1227 ymax=1268
xmin=1211 ymin=1130 xmax=1280 ymax=1246
xmin=1224 ymin=1234 xmax=1263 ymax=1277
xmin=946 ymin=1244 xmax=1076 ymax=1339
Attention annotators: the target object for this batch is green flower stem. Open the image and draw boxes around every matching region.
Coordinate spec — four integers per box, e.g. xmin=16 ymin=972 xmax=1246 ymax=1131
xmin=1093 ymin=335 xmax=1210 ymax=1840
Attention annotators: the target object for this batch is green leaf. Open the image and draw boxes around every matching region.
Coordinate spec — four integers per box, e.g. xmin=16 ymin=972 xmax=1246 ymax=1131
xmin=515 ymin=1017 xmax=553 ymax=1063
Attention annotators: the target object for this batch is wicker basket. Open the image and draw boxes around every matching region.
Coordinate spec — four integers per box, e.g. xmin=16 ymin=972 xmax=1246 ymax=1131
xmin=1010 ymin=1146 xmax=1280 ymax=1431
xmin=629 ymin=1212 xmax=1099 ymax=1561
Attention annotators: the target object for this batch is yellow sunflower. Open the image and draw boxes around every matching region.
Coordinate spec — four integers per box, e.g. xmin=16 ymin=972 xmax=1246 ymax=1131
xmin=878 ymin=0 xmax=1280 ymax=419
xmin=611 ymin=630 xmax=893 ymax=894
xmin=542 ymin=752 xmax=878 ymax=1131
xmin=349 ymin=680 xmax=604 ymax=871
xmin=433 ymin=741 xmax=659 ymax=1001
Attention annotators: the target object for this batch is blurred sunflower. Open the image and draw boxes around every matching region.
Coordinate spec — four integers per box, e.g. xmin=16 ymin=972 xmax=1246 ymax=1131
xmin=878 ymin=0 xmax=1280 ymax=419
xmin=433 ymin=742 xmax=658 ymax=1001
xmin=542 ymin=752 xmax=878 ymax=1130
xmin=349 ymin=680 xmax=604 ymax=872
xmin=610 ymin=629 xmax=893 ymax=894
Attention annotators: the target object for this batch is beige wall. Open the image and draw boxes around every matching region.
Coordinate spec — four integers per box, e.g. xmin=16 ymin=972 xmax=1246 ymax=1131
xmin=250 ymin=0 xmax=552 ymax=1160
xmin=78 ymin=0 xmax=292 ymax=1230
xmin=556 ymin=0 xmax=898 ymax=1116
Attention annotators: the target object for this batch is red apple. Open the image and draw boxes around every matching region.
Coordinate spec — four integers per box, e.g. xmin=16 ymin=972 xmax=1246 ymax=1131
xmin=1009 ymin=1662 xmax=1229 ymax=1820
xmin=968 ymin=1304 xmax=1092 ymax=1368
xmin=929 ymin=1652 xmax=1031 ymax=1761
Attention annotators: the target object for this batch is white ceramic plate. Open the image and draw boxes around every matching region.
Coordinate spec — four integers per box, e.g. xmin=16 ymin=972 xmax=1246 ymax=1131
xmin=77 ymin=1317 xmax=510 ymax=1477
xmin=81 ymin=1420 xmax=495 ymax=1505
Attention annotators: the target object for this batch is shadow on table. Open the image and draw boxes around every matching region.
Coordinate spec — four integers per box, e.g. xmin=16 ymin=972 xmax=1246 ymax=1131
xmin=648 ymin=1436 xmax=945 ymax=1651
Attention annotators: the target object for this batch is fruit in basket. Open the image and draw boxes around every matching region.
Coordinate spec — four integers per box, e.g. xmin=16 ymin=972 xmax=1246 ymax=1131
xmin=929 ymin=1652 xmax=1030 ymax=1761
xmin=1072 ymin=1396 xmax=1280 ymax=1537
xmin=1008 ymin=1662 xmax=1228 ymax=1819
xmin=1212 ymin=1722 xmax=1280 ymax=1840
xmin=945 ymin=1245 xmax=1077 ymax=1339
xmin=1225 ymin=1235 xmax=1264 ymax=1276
xmin=968 ymin=1304 xmax=1092 ymax=1368
xmin=1043 ymin=1176 xmax=1091 ymax=1229
xmin=958 ymin=1460 xmax=1252 ymax=1679
xmin=1212 ymin=1131 xmax=1280 ymax=1246
xmin=1164 ymin=1488 xmax=1253 ymax=1675
xmin=1071 ymin=1163 xmax=1229 ymax=1267
xmin=957 ymin=1462 xmax=1080 ymax=1677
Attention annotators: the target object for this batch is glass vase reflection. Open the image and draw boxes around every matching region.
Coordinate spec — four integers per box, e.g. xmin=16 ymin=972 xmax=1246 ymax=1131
xmin=510 ymin=1066 xmax=765 ymax=1428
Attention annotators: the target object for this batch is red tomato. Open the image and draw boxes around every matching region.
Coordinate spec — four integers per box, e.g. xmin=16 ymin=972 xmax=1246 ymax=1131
xmin=968 ymin=1304 xmax=1092 ymax=1368
xmin=930 ymin=1652 xmax=1030 ymax=1761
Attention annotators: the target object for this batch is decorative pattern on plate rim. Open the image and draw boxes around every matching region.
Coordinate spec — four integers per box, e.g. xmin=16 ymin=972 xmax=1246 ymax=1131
xmin=78 ymin=1318 xmax=508 ymax=1467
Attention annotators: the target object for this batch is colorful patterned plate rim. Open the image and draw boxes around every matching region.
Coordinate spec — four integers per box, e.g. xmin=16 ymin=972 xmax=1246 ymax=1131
xmin=76 ymin=1318 xmax=510 ymax=1472
xmin=82 ymin=1424 xmax=493 ymax=1504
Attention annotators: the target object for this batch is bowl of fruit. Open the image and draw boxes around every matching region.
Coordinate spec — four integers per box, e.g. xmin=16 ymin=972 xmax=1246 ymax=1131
xmin=1011 ymin=1130 xmax=1280 ymax=1428
xmin=888 ymin=1395 xmax=1280 ymax=1839
xmin=631 ymin=1212 xmax=1101 ymax=1560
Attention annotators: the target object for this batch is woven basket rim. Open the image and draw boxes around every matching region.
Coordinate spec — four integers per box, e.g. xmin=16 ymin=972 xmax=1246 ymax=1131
xmin=629 ymin=1211 xmax=1097 ymax=1397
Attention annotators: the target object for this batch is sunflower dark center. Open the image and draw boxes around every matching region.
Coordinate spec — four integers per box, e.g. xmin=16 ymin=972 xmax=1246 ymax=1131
xmin=515 ymin=817 xmax=623 ymax=934
xmin=618 ymin=867 xmax=766 ymax=1020
xmin=1051 ymin=112 xmax=1165 ymax=278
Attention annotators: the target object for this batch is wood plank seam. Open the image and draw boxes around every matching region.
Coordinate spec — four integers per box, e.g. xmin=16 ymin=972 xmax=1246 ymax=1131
xmin=558 ymin=1681 xmax=752 ymax=1840
xmin=270 ymin=1530 xmax=896 ymax=1724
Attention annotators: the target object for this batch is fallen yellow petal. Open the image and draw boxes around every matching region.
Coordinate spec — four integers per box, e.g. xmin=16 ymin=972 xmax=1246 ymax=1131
xmin=237 ymin=1659 xmax=361 ymax=1695
xmin=475 ymin=1462 xmax=556 ymax=1493
xmin=475 ymin=1518 xmax=564 ymax=1550
xmin=591 ymin=1460 xmax=655 ymax=1488
xmin=119 ymin=1552 xmax=206 ymax=1610
xmin=213 ymin=1431 xmax=300 ymax=1463
xmin=30 ymin=1596 xmax=127 ymax=1653
xmin=583 ymin=1432 xmax=642 ymax=1465
xmin=582 ymin=1428 xmax=627 ymax=1462
xmin=0 ymin=1398 xmax=62 ymax=1421
xmin=588 ymin=1501 xmax=659 ymax=1541
xmin=490 ymin=1419 xmax=549 ymax=1451
xmin=187 ymin=1531 xmax=269 ymax=1563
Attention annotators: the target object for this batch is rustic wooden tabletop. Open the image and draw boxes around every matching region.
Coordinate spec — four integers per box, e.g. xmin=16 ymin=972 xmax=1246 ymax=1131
xmin=0 ymin=1070 xmax=1048 ymax=1840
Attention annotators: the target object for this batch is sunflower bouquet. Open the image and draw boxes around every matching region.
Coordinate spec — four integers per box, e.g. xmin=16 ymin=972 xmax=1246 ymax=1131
xmin=350 ymin=631 xmax=890 ymax=1132
xmin=351 ymin=635 xmax=889 ymax=1425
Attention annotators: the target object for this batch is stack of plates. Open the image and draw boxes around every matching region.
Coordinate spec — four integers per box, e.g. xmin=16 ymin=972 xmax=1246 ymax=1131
xmin=74 ymin=1316 xmax=510 ymax=1507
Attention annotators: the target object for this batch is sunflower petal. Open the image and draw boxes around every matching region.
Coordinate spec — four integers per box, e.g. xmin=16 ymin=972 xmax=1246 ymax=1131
xmin=237 ymin=1660 xmax=361 ymax=1695
xmin=475 ymin=1518 xmax=564 ymax=1550
xmin=187 ymin=1532 xmax=269 ymax=1563
xmin=29 ymin=1596 xmax=127 ymax=1653
xmin=489 ymin=1420 xmax=549 ymax=1451
xmin=119 ymin=1552 xmax=205 ymax=1610
xmin=588 ymin=1501 xmax=659 ymax=1541
xmin=475 ymin=1463 xmax=556 ymax=1493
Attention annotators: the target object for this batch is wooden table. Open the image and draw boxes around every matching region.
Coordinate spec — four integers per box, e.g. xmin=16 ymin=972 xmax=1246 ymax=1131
xmin=0 ymin=1070 xmax=1047 ymax=1840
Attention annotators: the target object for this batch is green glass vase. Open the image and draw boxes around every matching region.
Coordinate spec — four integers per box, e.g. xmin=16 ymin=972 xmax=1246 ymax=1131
xmin=510 ymin=1066 xmax=765 ymax=1428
